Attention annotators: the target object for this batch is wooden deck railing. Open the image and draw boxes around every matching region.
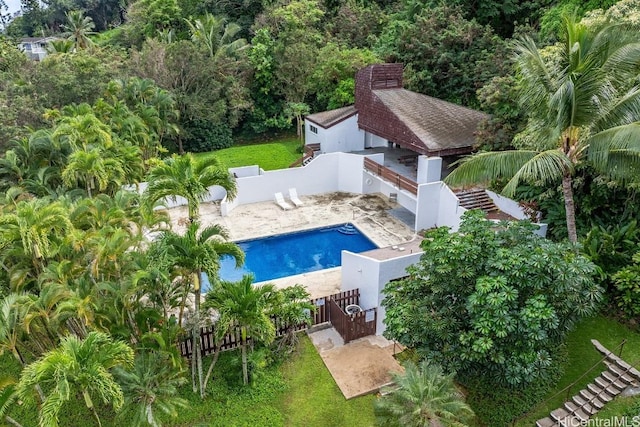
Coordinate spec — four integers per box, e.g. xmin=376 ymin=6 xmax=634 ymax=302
xmin=363 ymin=157 xmax=418 ymax=195
xmin=289 ymin=144 xmax=317 ymax=168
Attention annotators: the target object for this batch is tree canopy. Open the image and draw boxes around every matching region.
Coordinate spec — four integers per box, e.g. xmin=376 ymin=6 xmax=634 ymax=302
xmin=382 ymin=211 xmax=602 ymax=386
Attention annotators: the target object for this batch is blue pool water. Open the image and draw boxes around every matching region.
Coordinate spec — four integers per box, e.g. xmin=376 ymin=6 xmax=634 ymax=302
xmin=201 ymin=224 xmax=377 ymax=291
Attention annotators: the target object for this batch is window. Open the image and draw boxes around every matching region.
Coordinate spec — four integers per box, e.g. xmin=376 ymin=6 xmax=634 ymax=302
xmin=309 ymin=125 xmax=318 ymax=134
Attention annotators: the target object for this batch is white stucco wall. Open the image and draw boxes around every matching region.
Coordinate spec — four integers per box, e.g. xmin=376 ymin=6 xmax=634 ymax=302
xmin=437 ymin=185 xmax=465 ymax=231
xmin=128 ymin=181 xmax=227 ymax=209
xmin=365 ymin=132 xmax=389 ymax=149
xmin=416 ymin=156 xmax=442 ymax=184
xmin=220 ymin=153 xmax=365 ymax=215
xmin=486 ymin=190 xmax=548 ymax=237
xmin=341 ymin=249 xmax=423 ymax=335
xmin=415 ymin=182 xmax=441 ymax=231
xmin=305 ymin=115 xmax=364 ymax=154
xmin=230 ymin=165 xmax=261 ymax=178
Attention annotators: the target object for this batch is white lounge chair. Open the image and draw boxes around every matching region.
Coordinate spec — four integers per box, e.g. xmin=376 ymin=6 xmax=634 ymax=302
xmin=288 ymin=188 xmax=304 ymax=207
xmin=275 ymin=192 xmax=293 ymax=210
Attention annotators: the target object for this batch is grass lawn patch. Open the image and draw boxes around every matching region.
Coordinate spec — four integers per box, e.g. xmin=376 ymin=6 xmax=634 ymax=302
xmin=513 ymin=315 xmax=640 ymax=426
xmin=279 ymin=336 xmax=376 ymax=427
xmin=193 ymin=138 xmax=302 ymax=171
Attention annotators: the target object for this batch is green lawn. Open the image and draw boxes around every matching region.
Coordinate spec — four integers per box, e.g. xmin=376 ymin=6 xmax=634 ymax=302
xmin=193 ymin=138 xmax=302 ymax=171
xmin=279 ymin=337 xmax=376 ymax=427
xmin=515 ymin=316 xmax=640 ymax=426
xmin=2 ymin=335 xmax=375 ymax=427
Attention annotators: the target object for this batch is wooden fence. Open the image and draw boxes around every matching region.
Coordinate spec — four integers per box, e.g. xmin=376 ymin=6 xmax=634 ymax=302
xmin=363 ymin=157 xmax=418 ymax=195
xmin=329 ymin=299 xmax=377 ymax=344
xmin=179 ymin=289 xmax=369 ymax=358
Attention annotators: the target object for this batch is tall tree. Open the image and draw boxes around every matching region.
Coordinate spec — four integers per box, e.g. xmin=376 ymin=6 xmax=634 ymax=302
xmin=205 ymin=275 xmax=276 ymax=385
xmin=62 ymin=10 xmax=96 ymax=51
xmin=17 ymin=331 xmax=134 ymax=427
xmin=0 ymin=198 xmax=73 ymax=288
xmin=446 ymin=13 xmax=640 ymax=242
xmin=374 ymin=360 xmax=474 ymax=427
xmin=186 ymin=13 xmax=247 ymax=60
xmin=155 ymin=221 xmax=244 ymax=397
xmin=382 ymin=211 xmax=601 ymax=386
xmin=143 ymin=153 xmax=236 ymax=222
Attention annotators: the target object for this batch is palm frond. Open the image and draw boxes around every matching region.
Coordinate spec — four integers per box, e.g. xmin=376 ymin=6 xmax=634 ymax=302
xmin=445 ymin=150 xmax=539 ymax=188
xmin=502 ymin=149 xmax=573 ymax=196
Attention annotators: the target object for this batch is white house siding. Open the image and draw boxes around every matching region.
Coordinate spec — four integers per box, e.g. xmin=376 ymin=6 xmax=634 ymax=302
xmin=305 ymin=115 xmax=364 ymax=154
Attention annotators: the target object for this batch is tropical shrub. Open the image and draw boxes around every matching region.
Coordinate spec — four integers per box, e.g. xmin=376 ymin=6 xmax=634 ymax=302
xmin=182 ymin=119 xmax=234 ymax=153
xmin=382 ymin=211 xmax=602 ymax=386
xmin=612 ymin=252 xmax=640 ymax=318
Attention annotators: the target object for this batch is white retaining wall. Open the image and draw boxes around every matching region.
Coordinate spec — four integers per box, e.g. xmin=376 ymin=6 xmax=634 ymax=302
xmin=221 ymin=152 xmax=365 ymax=216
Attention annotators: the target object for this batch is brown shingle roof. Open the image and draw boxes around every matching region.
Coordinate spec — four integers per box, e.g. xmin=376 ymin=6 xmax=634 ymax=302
xmin=305 ymin=105 xmax=357 ymax=129
xmin=372 ymin=89 xmax=488 ymax=154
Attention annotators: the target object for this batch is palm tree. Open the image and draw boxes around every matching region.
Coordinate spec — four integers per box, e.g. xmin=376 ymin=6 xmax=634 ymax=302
xmin=46 ymin=39 xmax=74 ymax=54
xmin=115 ymin=352 xmax=188 ymax=427
xmin=62 ymin=148 xmax=124 ymax=197
xmin=445 ymin=14 xmax=640 ymax=243
xmin=63 ymin=10 xmax=96 ymax=50
xmin=143 ymin=153 xmax=236 ymax=222
xmin=205 ymin=275 xmax=276 ymax=385
xmin=186 ymin=14 xmax=248 ymax=60
xmin=0 ymin=294 xmax=28 ymax=365
xmin=0 ymin=198 xmax=73 ymax=284
xmin=155 ymin=221 xmax=244 ymax=397
xmin=374 ymin=360 xmax=474 ymax=427
xmin=17 ymin=331 xmax=134 ymax=427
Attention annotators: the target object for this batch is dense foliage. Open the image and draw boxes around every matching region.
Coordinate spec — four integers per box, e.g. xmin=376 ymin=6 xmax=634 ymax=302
xmin=382 ymin=211 xmax=602 ymax=386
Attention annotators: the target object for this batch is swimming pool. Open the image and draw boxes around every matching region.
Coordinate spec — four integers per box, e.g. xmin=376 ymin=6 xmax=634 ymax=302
xmin=201 ymin=223 xmax=377 ymax=291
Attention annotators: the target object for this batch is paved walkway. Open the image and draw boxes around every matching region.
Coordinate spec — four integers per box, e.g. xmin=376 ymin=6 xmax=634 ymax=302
xmin=308 ymin=327 xmax=404 ymax=399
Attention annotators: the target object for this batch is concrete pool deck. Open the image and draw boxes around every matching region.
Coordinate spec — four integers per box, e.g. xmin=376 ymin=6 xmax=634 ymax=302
xmin=164 ymin=192 xmax=417 ymax=298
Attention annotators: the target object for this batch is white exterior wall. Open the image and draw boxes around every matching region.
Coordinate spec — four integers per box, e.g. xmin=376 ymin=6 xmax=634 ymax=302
xmin=128 ymin=181 xmax=227 ymax=209
xmin=304 ymin=121 xmax=322 ymax=147
xmin=365 ymin=132 xmax=389 ymax=148
xmin=341 ymin=249 xmax=422 ymax=335
xmin=221 ymin=153 xmax=365 ymax=215
xmin=437 ymin=185 xmax=466 ymax=231
xmin=486 ymin=190 xmax=548 ymax=237
xmin=416 ymin=156 xmax=442 ymax=184
xmin=305 ymin=115 xmax=364 ymax=154
xmin=415 ymin=182 xmax=441 ymax=230
xmin=230 ymin=165 xmax=261 ymax=178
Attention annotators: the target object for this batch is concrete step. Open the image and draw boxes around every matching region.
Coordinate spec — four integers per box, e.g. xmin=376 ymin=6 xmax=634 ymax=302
xmin=551 ymin=408 xmax=570 ymax=422
xmin=572 ymin=393 xmax=602 ymax=413
xmin=564 ymin=401 xmax=590 ymax=421
xmin=587 ymin=383 xmax=615 ymax=402
xmin=594 ymin=376 xmax=624 ymax=396
xmin=578 ymin=389 xmax=606 ymax=410
xmin=608 ymin=363 xmax=639 ymax=385
xmin=536 ymin=416 xmax=558 ymax=427
xmin=598 ymin=373 xmax=627 ymax=391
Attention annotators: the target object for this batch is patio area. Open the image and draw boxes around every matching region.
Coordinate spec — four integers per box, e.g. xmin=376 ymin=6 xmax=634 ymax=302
xmin=308 ymin=326 xmax=404 ymax=399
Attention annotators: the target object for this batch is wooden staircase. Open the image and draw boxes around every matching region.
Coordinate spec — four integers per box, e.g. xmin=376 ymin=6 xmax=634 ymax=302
xmin=455 ymin=189 xmax=499 ymax=215
xmin=536 ymin=340 xmax=640 ymax=427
